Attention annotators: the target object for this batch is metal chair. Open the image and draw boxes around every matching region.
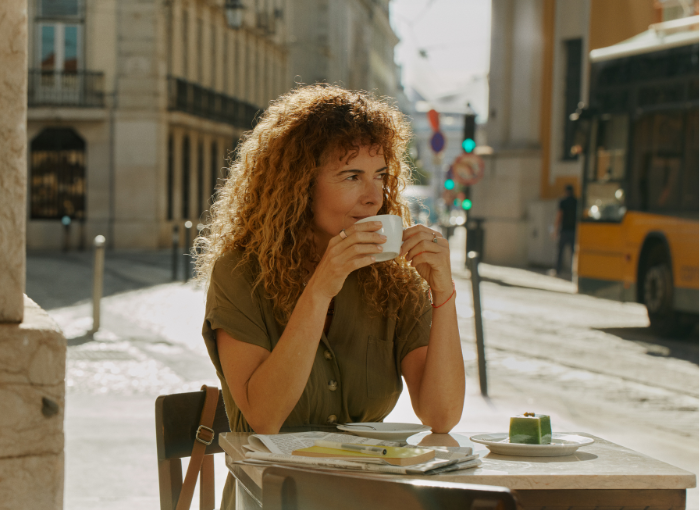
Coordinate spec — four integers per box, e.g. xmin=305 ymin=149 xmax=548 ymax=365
xmin=262 ymin=465 xmax=520 ymax=510
xmin=155 ymin=388 xmax=230 ymax=510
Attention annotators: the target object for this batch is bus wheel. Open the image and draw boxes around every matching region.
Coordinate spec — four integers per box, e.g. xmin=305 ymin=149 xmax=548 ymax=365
xmin=642 ymin=246 xmax=691 ymax=337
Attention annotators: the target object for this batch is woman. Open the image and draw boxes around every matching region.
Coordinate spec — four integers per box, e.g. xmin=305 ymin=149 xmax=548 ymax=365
xmin=195 ymin=85 xmax=464 ymax=506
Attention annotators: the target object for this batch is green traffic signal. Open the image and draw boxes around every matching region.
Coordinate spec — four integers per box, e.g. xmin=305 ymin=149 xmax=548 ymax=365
xmin=461 ymin=199 xmax=472 ymax=210
xmin=462 ymin=138 xmax=476 ymax=153
xmin=444 ymin=178 xmax=455 ymax=190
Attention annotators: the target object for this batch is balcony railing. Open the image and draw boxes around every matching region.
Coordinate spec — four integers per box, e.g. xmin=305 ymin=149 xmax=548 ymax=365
xmin=28 ymin=70 xmax=105 ymax=108
xmin=167 ymin=76 xmax=260 ymax=129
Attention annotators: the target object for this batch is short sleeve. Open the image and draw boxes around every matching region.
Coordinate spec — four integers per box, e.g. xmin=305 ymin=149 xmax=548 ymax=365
xmin=394 ymin=292 xmax=432 ymax=363
xmin=204 ymin=250 xmax=271 ymax=351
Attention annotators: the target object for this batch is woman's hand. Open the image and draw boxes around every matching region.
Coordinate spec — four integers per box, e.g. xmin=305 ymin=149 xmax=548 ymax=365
xmin=400 ymin=225 xmax=452 ymax=300
xmin=308 ymin=221 xmax=386 ymax=300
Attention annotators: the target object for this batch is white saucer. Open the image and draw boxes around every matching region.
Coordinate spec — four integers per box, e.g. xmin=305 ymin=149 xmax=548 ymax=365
xmin=337 ymin=422 xmax=432 ymax=441
xmin=469 ymin=433 xmax=594 ymax=457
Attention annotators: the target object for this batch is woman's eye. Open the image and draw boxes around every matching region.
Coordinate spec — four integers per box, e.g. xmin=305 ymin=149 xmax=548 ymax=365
xmin=376 ymin=173 xmax=387 ymax=179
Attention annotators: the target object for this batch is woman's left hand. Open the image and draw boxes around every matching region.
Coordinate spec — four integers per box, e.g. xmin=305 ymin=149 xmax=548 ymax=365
xmin=400 ymin=225 xmax=452 ymax=298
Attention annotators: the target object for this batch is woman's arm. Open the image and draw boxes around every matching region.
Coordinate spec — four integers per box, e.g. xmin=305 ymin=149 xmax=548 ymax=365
xmin=216 ymin=221 xmax=386 ymax=434
xmin=398 ymin=226 xmax=465 ymax=433
xmin=217 ymin=286 xmax=330 ymax=434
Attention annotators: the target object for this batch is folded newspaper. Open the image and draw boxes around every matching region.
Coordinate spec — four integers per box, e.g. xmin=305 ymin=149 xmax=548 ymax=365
xmin=239 ymin=431 xmax=481 ymax=475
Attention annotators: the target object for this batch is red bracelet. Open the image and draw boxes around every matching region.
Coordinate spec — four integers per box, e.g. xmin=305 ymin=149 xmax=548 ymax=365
xmin=428 ymin=280 xmax=456 ymax=308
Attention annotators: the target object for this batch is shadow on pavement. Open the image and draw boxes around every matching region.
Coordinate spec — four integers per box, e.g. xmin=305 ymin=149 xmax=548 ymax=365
xmin=595 ymin=326 xmax=699 ymax=365
xmin=26 ymin=250 xmax=184 ymax=310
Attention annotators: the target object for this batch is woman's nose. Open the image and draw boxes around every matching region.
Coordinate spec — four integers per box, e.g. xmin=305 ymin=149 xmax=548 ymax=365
xmin=362 ymin=179 xmax=383 ymax=205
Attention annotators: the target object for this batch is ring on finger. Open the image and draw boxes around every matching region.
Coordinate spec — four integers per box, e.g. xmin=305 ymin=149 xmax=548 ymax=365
xmin=339 ymin=229 xmax=348 ymax=240
xmin=432 ymin=232 xmax=439 ymax=244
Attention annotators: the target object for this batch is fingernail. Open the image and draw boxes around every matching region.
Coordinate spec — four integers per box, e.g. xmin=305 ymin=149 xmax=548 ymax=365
xmin=377 ymin=245 xmax=383 ymax=251
xmin=374 ymin=222 xmax=383 ymax=226
xmin=379 ymin=235 xmax=387 ymax=240
xmin=370 ymin=256 xmax=376 ymax=261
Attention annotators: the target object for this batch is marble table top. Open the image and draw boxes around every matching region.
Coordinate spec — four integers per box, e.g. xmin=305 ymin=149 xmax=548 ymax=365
xmin=219 ymin=431 xmax=697 ymax=491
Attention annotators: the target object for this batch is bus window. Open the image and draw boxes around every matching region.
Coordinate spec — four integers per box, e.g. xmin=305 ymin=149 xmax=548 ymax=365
xmin=629 ymin=110 xmax=697 ymax=217
xmin=681 ymin=109 xmax=699 ymax=212
xmin=583 ymin=114 xmax=628 ymax=221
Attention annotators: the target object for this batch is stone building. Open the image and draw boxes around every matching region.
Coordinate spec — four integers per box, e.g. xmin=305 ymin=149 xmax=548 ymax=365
xmin=26 ymin=0 xmax=288 ymax=249
xmin=473 ymin=0 xmax=697 ymax=267
xmin=287 ymin=0 xmax=402 ymax=99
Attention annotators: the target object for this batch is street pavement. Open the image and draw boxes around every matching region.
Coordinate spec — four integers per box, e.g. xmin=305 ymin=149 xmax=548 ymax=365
xmin=26 ymin=231 xmax=698 ymax=510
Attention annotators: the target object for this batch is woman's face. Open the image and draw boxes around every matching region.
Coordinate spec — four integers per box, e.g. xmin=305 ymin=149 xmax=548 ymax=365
xmin=311 ymin=145 xmax=387 ymax=250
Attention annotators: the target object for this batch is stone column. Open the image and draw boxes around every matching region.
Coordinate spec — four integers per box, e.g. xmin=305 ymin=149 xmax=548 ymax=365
xmin=0 ymin=0 xmax=28 ymax=323
xmin=0 ymin=1 xmax=66 ymax=508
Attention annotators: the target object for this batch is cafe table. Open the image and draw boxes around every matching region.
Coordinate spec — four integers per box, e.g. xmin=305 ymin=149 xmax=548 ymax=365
xmin=219 ymin=431 xmax=696 ymax=510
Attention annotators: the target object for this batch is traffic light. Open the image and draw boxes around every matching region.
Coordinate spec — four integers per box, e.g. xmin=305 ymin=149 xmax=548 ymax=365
xmin=462 ymin=111 xmax=476 ymax=153
xmin=444 ymin=166 xmax=455 ymax=190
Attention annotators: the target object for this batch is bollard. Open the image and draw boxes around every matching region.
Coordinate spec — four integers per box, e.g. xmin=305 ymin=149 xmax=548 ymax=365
xmin=467 ymin=251 xmax=488 ymax=397
xmin=61 ymin=215 xmax=72 ymax=252
xmin=171 ymin=224 xmax=179 ymax=281
xmin=91 ymin=235 xmax=106 ymax=333
xmin=183 ymin=221 xmax=192 ymax=282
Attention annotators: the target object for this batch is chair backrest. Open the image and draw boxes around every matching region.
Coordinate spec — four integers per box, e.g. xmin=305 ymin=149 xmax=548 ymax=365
xmin=262 ymin=465 xmax=519 ymax=510
xmin=155 ymin=389 xmax=230 ymax=510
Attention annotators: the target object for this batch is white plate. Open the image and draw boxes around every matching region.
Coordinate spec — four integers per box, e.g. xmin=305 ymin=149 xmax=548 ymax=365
xmin=470 ymin=433 xmax=594 ymax=457
xmin=337 ymin=422 xmax=432 ymax=441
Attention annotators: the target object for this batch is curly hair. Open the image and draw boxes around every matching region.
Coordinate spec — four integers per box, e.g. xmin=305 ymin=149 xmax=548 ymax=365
xmin=194 ymin=84 xmax=428 ymax=325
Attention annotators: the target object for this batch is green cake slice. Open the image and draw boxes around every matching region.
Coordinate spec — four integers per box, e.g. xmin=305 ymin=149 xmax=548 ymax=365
xmin=509 ymin=413 xmax=552 ymax=444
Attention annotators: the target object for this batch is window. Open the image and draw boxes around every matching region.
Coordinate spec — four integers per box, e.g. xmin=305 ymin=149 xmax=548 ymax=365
xmin=197 ymin=141 xmax=204 ymax=217
xmin=167 ymin=135 xmax=174 ymax=220
xmin=30 ymin=127 xmax=86 ymax=220
xmin=38 ymin=22 xmax=80 ymax=71
xmin=629 ymin=109 xmax=699 ymax=217
xmin=211 ymin=141 xmax=219 ymax=200
xmin=562 ymin=38 xmax=582 ymax=161
xmin=182 ymin=136 xmax=190 ymax=219
xmin=583 ymin=114 xmax=628 ymax=222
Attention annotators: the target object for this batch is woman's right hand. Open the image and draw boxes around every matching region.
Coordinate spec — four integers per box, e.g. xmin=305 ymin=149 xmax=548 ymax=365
xmin=307 ymin=221 xmax=386 ymax=300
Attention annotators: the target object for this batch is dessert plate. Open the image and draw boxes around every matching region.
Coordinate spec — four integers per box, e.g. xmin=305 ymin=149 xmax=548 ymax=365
xmin=337 ymin=423 xmax=431 ymax=441
xmin=469 ymin=433 xmax=594 ymax=457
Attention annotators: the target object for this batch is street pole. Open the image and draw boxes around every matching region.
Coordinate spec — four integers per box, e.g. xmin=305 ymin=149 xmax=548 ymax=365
xmin=183 ymin=221 xmax=192 ymax=282
xmin=468 ymin=250 xmax=488 ymax=396
xmin=91 ymin=235 xmax=106 ymax=333
xmin=171 ymin=224 xmax=179 ymax=281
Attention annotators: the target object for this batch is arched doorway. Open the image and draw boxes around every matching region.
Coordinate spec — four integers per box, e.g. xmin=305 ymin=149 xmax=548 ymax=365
xmin=30 ymin=127 xmax=86 ymax=220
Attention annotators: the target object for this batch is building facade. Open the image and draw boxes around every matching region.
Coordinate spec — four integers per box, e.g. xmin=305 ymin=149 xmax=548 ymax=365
xmin=287 ymin=0 xmax=402 ymax=99
xmin=26 ymin=0 xmax=287 ymax=250
xmin=474 ymin=0 xmax=697 ymax=267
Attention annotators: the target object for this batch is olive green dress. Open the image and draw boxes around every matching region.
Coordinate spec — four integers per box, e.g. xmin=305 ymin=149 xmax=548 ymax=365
xmin=202 ymin=250 xmax=432 ymax=509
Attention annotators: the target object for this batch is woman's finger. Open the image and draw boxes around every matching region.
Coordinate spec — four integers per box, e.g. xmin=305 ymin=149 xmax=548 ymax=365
xmin=405 ymin=239 xmax=443 ymax=263
xmin=327 ymin=223 xmax=386 ymax=251
xmin=401 ymin=232 xmax=445 ymax=257
xmin=402 ymin=225 xmax=441 ymax=241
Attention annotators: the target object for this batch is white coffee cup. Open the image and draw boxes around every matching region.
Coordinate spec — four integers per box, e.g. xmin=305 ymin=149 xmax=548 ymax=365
xmin=355 ymin=214 xmax=404 ymax=262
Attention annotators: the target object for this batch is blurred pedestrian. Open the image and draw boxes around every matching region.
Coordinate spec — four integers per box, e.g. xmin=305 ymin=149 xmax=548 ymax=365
xmin=194 ymin=85 xmax=465 ymax=509
xmin=555 ymin=184 xmax=578 ymax=275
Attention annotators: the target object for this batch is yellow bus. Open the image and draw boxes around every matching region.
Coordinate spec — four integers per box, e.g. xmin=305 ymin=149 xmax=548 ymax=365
xmin=574 ymin=17 xmax=698 ymax=336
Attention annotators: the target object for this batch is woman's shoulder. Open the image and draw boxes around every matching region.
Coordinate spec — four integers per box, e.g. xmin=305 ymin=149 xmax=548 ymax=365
xmin=211 ymin=249 xmax=259 ymax=286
